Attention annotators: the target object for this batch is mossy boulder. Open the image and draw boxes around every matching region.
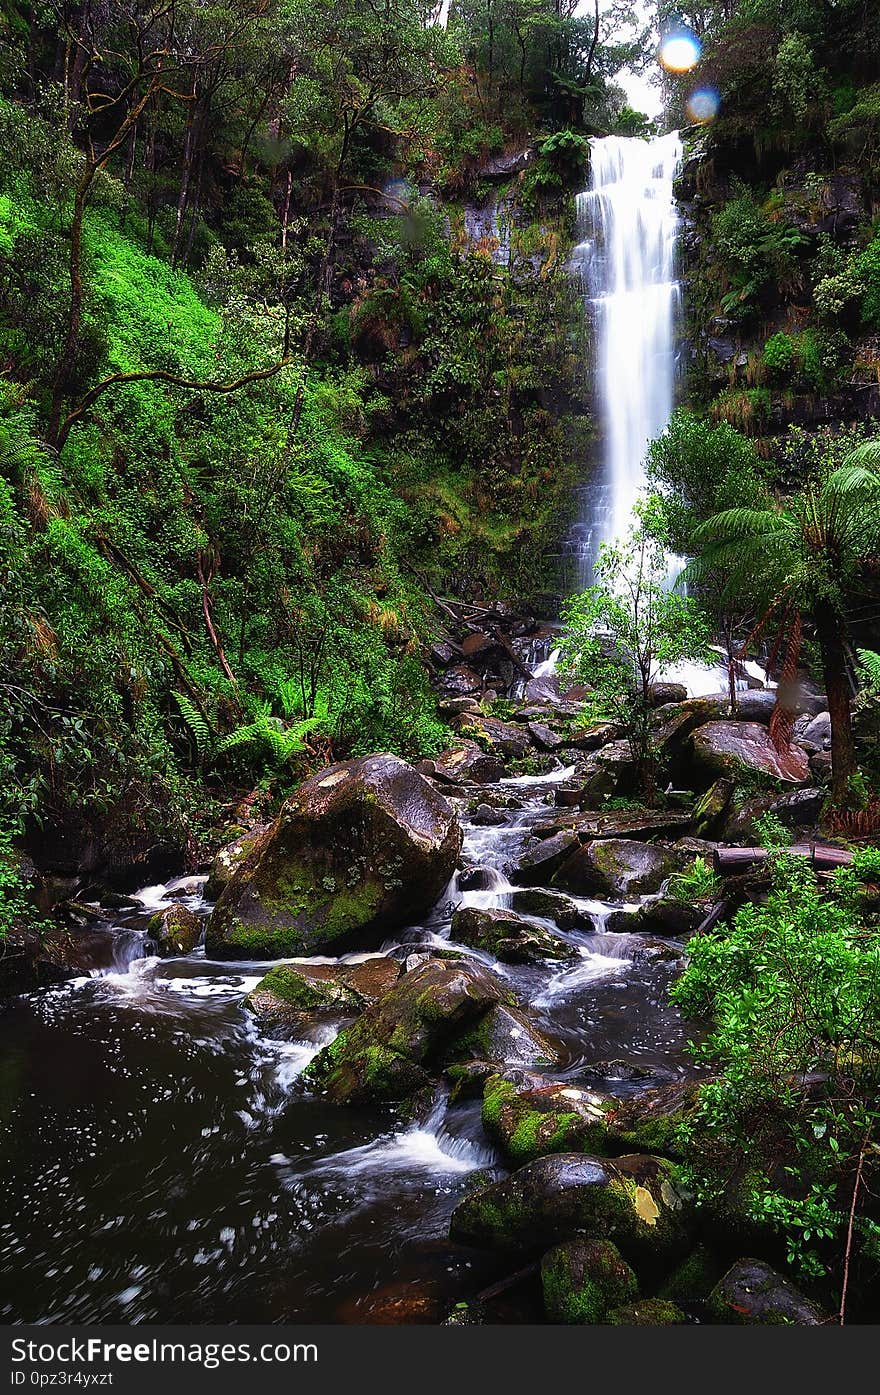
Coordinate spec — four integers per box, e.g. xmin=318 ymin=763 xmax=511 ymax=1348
xmin=509 ymin=831 xmax=580 ymax=886
xmin=205 ymin=754 xmax=462 ymax=959
xmin=243 ymin=964 xmax=365 ymax=1039
xmin=691 ymin=779 xmax=733 ymax=837
xmin=480 ymin=1072 xmax=612 ymax=1164
xmin=442 ymin=1004 xmax=565 ymax=1071
xmin=148 ymin=902 xmax=202 ymax=956
xmin=449 ymin=1152 xmax=693 ymax=1265
xmin=479 ymin=1073 xmax=700 ymax=1165
xmin=553 ymin=839 xmax=684 ymax=899
xmin=690 ymin=722 xmax=810 ymax=786
xmin=659 ymin=1245 xmax=724 ymax=1305
xmin=607 ymin=898 xmax=705 ymax=938
xmin=707 ymin=1259 xmax=827 ymax=1325
xmin=606 ymin=1298 xmax=687 ymax=1325
xmin=450 ymin=906 xmax=579 ymax=964
xmin=509 ymin=887 xmax=597 ymax=932
xmin=541 ymin=1239 xmax=638 ymax=1323
xmin=304 ymin=958 xmax=508 ymax=1104
xmin=204 ymin=824 xmax=270 ymax=900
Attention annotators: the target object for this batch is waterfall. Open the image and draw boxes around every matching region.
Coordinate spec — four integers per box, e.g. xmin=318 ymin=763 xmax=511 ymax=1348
xmin=569 ymin=132 xmax=683 ymax=581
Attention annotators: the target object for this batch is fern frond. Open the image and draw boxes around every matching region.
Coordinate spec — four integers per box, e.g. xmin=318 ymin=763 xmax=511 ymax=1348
xmin=857 ymin=648 xmax=880 ymax=695
xmin=172 ymin=691 xmax=212 ymax=759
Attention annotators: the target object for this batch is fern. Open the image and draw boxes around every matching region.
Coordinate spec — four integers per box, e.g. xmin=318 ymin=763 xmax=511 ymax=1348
xmin=173 ymin=691 xmax=212 ymax=760
xmin=856 ymin=649 xmax=880 ymax=707
xmin=218 ymin=702 xmax=323 ymax=765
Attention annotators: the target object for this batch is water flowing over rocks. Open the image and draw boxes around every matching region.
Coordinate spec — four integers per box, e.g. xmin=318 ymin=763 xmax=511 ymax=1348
xmin=205 ymin=754 xmax=462 ymax=959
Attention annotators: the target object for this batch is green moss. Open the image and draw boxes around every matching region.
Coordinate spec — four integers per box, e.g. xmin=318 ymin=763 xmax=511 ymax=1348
xmin=541 ymin=1240 xmax=638 ymax=1324
xmin=605 ymin=1298 xmax=687 ymax=1325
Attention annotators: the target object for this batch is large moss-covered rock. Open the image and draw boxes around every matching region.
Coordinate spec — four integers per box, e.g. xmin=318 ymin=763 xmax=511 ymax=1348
xmin=205 ymin=755 xmax=462 ymax=959
xmin=606 ymin=897 xmax=705 ymax=938
xmin=509 ymin=830 xmax=581 ymax=886
xmin=148 ymin=902 xmax=202 ymax=956
xmin=450 ymin=906 xmax=578 ymax=964
xmin=541 ymin=1239 xmax=638 ymax=1324
xmin=449 ymin=1152 xmax=693 ymax=1264
xmin=304 ymin=958 xmax=508 ymax=1104
xmin=553 ymin=839 xmax=684 ymax=899
xmin=690 ymin=722 xmax=810 ymax=786
xmin=691 ymin=779 xmax=733 ymax=837
xmin=707 ymin=1259 xmax=827 ymax=1325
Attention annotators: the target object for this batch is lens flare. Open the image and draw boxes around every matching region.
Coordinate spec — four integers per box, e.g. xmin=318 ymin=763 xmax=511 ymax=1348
xmin=686 ymin=87 xmax=720 ymax=123
xmin=658 ymin=27 xmax=701 ymax=74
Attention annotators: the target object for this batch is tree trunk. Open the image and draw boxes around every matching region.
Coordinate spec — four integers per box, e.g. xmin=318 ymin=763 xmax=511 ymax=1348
xmin=816 ymin=604 xmax=856 ymax=804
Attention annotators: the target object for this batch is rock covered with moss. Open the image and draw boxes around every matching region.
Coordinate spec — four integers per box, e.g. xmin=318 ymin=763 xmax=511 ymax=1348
xmin=553 ymin=839 xmax=685 ymax=899
xmin=205 ymin=754 xmax=462 ymax=959
xmin=243 ymin=962 xmax=399 ymax=1039
xmin=541 ymin=1238 xmax=638 ymax=1323
xmin=148 ymin=902 xmax=202 ymax=956
xmin=449 ymin=1152 xmax=693 ymax=1264
xmin=605 ymin=1298 xmax=687 ymax=1325
xmin=707 ymin=1258 xmax=828 ymax=1325
xmin=303 ymin=958 xmax=508 ymax=1104
xmin=450 ymin=905 xmax=579 ymax=964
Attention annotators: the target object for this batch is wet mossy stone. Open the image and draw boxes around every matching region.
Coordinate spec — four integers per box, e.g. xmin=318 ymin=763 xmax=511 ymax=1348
xmin=691 ymin=779 xmax=733 ymax=838
xmin=243 ymin=964 xmax=363 ymax=1039
xmin=606 ymin=1298 xmax=687 ymax=1325
xmin=304 ymin=959 xmax=508 ymax=1105
xmin=442 ymin=1003 xmax=565 ymax=1071
xmin=204 ymin=824 xmax=270 ymax=900
xmin=449 ymin=1152 xmax=693 ymax=1265
xmin=148 ymin=902 xmax=202 ymax=956
xmin=205 ymin=754 xmax=462 ymax=960
xmin=552 ymin=839 xmax=685 ymax=899
xmin=707 ymin=1259 xmax=828 ymax=1325
xmin=509 ymin=888 xmax=596 ymax=933
xmin=690 ymin=721 xmax=810 ymax=786
xmin=659 ymin=1245 xmax=723 ymax=1305
xmin=509 ymin=831 xmax=580 ymax=887
xmin=450 ymin=906 xmax=579 ymax=965
xmin=480 ymin=1072 xmax=612 ymax=1164
xmin=541 ymin=1238 xmax=638 ymax=1324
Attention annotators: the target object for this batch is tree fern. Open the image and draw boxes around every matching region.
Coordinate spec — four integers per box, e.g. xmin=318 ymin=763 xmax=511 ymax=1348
xmin=218 ymin=702 xmax=323 ymax=765
xmin=856 ymin=649 xmax=880 ymax=703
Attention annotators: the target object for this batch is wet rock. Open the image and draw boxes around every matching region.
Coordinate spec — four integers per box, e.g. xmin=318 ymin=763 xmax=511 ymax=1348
xmin=612 ymin=898 xmax=705 ymax=938
xmin=794 ymin=711 xmax=831 ymax=751
xmin=457 ymin=866 xmax=499 ymax=891
xmin=205 ymin=824 xmax=270 ymax=900
xmin=481 ymin=1072 xmax=613 ymax=1163
xmin=659 ymin=1245 xmax=723 ymax=1305
xmin=562 ymin=721 xmax=622 ymax=752
xmin=444 ymin=1004 xmax=565 ymax=1071
xmin=423 ymin=742 xmax=505 ymax=786
xmin=0 ymin=927 xmax=88 ymax=995
xmin=470 ymin=803 xmax=509 ymax=827
xmin=481 ymin=148 xmax=533 ymax=181
xmin=708 ymin=1259 xmax=827 ymax=1325
xmin=304 ymin=958 xmax=508 ymax=1104
xmin=691 ymin=779 xmax=733 ymax=837
xmin=206 ymin=754 xmax=462 ymax=960
xmin=770 ymin=787 xmax=825 ymax=828
xmin=510 ymin=830 xmax=581 ymax=886
xmin=534 ymin=809 xmax=693 ymax=840
xmin=525 ymin=676 xmax=562 ymax=704
xmin=453 ymin=715 xmax=529 ymax=760
xmin=606 ymin=1298 xmax=687 ymax=1324
xmin=652 ymin=697 xmax=725 ymax=754
xmin=690 ymin=721 xmax=810 ymax=785
xmin=429 ymin=641 xmax=463 ymax=670
xmin=244 ymin=964 xmax=363 ymax=1038
xmin=440 ymin=664 xmax=482 ymax=696
xmin=722 ymin=794 xmax=776 ymax=843
xmin=450 ymin=907 xmax=578 ymax=964
xmin=437 ymin=696 xmax=480 ymax=717
xmin=527 ymin=721 xmax=565 ymax=752
xmin=647 ymin=682 xmax=688 ymax=708
xmin=148 ymin=902 xmax=202 ymax=956
xmin=508 ymin=888 xmax=596 ymax=933
xmin=449 ymin=1152 xmax=693 ymax=1264
xmin=729 ymin=690 xmax=778 ymax=724
xmin=541 ymin=1239 xmax=637 ymax=1324
xmin=809 ymin=750 xmax=832 ymax=784
xmin=553 ymin=840 xmax=684 ymax=899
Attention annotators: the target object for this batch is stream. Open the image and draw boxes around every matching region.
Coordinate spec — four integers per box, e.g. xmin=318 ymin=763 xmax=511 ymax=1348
xmin=0 ymin=763 xmax=697 ymax=1324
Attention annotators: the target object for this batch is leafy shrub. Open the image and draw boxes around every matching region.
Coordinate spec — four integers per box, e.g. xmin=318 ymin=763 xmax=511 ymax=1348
xmin=763 ymin=330 xmax=795 ymax=373
xmin=672 ymin=852 xmax=880 ymax=1282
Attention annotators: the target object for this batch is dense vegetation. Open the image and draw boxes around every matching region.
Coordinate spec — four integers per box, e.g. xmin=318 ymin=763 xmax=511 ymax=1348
xmin=0 ymin=0 xmax=652 ymax=895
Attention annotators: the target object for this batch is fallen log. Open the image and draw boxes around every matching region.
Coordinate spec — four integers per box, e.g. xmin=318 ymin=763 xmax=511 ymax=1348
xmin=713 ymin=844 xmax=853 ymax=876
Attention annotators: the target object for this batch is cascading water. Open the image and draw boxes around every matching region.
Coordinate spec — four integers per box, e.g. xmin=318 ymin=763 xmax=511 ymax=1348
xmin=568 ymin=132 xmax=683 ymax=581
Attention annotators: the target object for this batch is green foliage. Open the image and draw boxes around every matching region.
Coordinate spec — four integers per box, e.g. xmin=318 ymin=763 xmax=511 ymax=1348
xmin=666 ymin=856 xmax=721 ymax=902
xmin=559 ymin=521 xmax=712 ymax=799
xmin=710 ymin=189 xmax=805 ymax=317
xmin=857 ymin=234 xmax=880 ymax=330
xmin=763 ymin=331 xmax=795 ymax=373
xmin=672 ymin=853 xmax=880 ymax=1282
